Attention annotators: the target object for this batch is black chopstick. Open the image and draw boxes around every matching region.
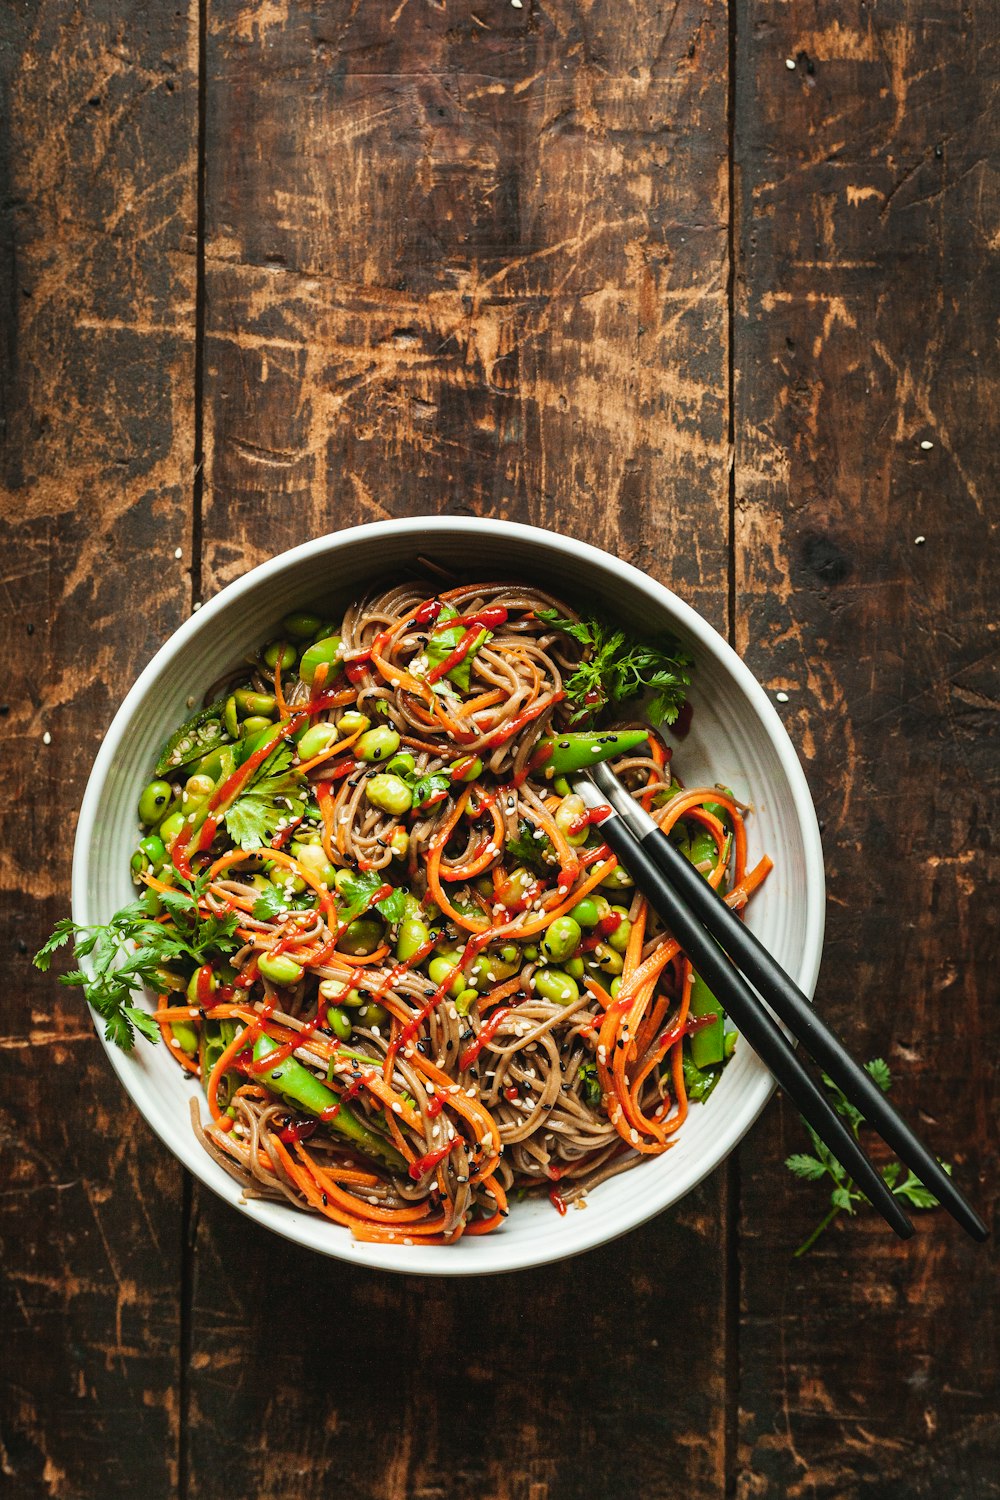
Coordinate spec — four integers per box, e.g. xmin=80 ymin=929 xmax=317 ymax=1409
xmin=585 ymin=763 xmax=988 ymax=1243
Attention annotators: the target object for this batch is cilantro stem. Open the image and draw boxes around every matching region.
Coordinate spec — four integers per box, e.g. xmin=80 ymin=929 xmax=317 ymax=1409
xmin=793 ymin=1203 xmax=842 ymax=1258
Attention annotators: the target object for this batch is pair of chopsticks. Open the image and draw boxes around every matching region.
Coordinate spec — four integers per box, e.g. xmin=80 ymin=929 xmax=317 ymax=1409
xmin=575 ymin=761 xmax=988 ymax=1243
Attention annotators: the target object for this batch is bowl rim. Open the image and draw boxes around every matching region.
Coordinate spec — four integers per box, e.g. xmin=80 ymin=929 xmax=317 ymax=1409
xmin=72 ymin=515 xmax=825 ymax=1275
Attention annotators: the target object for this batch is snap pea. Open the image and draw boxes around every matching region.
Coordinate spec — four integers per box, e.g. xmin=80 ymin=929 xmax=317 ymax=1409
xmin=252 ymin=1034 xmax=404 ymax=1169
xmin=385 ymin=751 xmax=416 ymax=777
xmin=242 ymin=714 xmax=273 ymax=738
xmin=170 ymin=1019 xmax=199 ymax=1057
xmin=539 ymin=728 xmax=650 ymax=776
xmin=689 ymin=971 xmax=725 ymax=1068
xmin=223 ymin=695 xmax=240 ymax=739
xmin=157 ymin=809 xmax=187 ymax=845
xmin=389 ymin=828 xmax=410 ymax=859
xmin=200 ymin=1019 xmax=239 ymax=1109
xmin=154 ymin=698 xmax=231 ymax=778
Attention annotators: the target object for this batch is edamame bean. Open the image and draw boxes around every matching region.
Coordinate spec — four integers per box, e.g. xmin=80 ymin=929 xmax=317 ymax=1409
xmin=339 ymin=917 xmax=383 ymax=956
xmin=607 ymin=909 xmax=632 ymax=953
xmin=169 ymin=1020 xmax=199 ymax=1056
xmin=268 ymin=864 xmax=306 ymax=894
xmin=455 ymin=988 xmax=478 ymax=1016
xmin=610 ymin=976 xmax=622 ymax=998
xmin=131 ymin=833 xmax=166 ymax=877
xmin=565 ymin=957 xmax=585 ymax=980
xmin=541 ymin=915 xmax=582 ymax=964
xmin=365 ymin=773 xmax=412 ymax=815
xmin=389 ymin=828 xmax=409 ymax=859
xmin=356 ymin=1001 xmax=388 ymax=1030
xmin=428 ymin=954 xmax=466 ymax=997
xmin=533 ymin=968 xmax=580 ymax=1005
xmin=356 ymin=726 xmax=401 ymax=763
xmin=183 ymin=772 xmax=216 ymax=805
xmin=555 ymin=793 xmax=589 ymax=847
xmin=452 ymin=755 xmax=482 ymax=782
xmin=138 ymin=779 xmax=173 ymax=826
xmin=158 ymin=809 xmax=187 ymax=844
xmin=327 ymin=1006 xmax=353 ymax=1042
xmin=234 ymin=689 xmax=277 ymax=717
xmin=291 ymin=843 xmax=336 ymax=886
xmin=297 ymin=721 xmax=339 ymax=760
xmin=299 ymin=636 xmax=342 ymax=685
xmin=396 ymin=917 xmax=430 ymax=962
xmin=569 ymin=896 xmax=607 ymax=928
xmin=592 ymin=943 xmax=624 ymax=976
xmin=258 ymin=952 xmax=304 ymax=985
xmin=336 ymin=710 xmax=370 ymax=735
xmin=282 ymin=611 xmax=322 ymax=640
xmin=264 ymin=640 xmax=297 ymax=671
xmin=499 ymin=944 xmax=519 ymax=964
xmin=186 ymin=965 xmax=217 ymax=1004
xmin=319 ymin=979 xmax=363 ymax=1008
xmin=242 ymin=715 xmax=273 ymax=738
xmin=599 ymin=863 xmax=634 ymax=890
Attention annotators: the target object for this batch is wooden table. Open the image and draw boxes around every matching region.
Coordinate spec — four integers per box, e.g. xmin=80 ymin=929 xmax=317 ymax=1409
xmin=3 ymin=2 xmax=997 ymax=1495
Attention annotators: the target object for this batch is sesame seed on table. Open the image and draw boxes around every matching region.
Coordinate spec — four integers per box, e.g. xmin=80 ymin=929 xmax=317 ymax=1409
xmin=2 ymin=2 xmax=997 ymax=1499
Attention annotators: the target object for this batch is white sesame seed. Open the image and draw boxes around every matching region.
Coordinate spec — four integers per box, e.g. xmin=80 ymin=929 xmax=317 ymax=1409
xmin=776 ymin=691 xmax=789 ymax=703
xmin=915 ymin=535 xmax=926 ymax=545
xmin=174 ymin=546 xmax=183 ymax=559
xmin=785 ymin=56 xmax=796 ymax=68
xmin=42 ymin=731 xmax=52 ymax=745
xmin=392 ymin=1101 xmax=402 ymax=1114
xmin=630 ymin=1128 xmax=640 ymax=1144
xmin=192 ymin=601 xmax=202 ymax=612
xmin=920 ymin=439 xmax=934 ymax=450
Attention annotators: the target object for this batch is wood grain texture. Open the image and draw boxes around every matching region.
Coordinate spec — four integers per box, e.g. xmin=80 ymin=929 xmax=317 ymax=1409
xmin=734 ymin=1 xmax=1000 ymax=1495
xmin=0 ymin=1 xmax=198 ymax=1493
xmin=189 ymin=3 xmax=735 ymax=1498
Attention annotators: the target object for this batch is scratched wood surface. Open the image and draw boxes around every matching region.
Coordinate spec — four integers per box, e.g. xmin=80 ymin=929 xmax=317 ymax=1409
xmin=2 ymin=0 xmax=997 ymax=1496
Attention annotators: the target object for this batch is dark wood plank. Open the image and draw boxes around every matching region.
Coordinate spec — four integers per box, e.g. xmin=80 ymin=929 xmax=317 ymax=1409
xmin=189 ymin=3 xmax=735 ymax=1497
xmin=734 ymin=2 xmax=999 ymax=1494
xmin=0 ymin=2 xmax=198 ymax=1492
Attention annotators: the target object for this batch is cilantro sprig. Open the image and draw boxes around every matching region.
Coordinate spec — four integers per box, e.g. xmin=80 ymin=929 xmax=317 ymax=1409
xmin=33 ymin=873 xmax=241 ymax=1051
xmin=786 ymin=1059 xmax=951 ymax=1256
xmin=504 ymin=819 xmax=555 ymax=873
xmin=535 ymin=609 xmax=692 ymax=728
xmin=224 ymin=742 xmax=307 ymax=850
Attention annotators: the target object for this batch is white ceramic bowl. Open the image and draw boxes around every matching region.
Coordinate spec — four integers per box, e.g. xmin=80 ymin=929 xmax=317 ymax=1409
xmin=73 ymin=517 xmax=825 ymax=1275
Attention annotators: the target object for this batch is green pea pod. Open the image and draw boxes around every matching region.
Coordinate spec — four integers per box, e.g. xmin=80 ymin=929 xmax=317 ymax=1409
xmin=541 ymin=728 xmax=650 ymax=776
xmin=682 ymin=1051 xmax=721 ymax=1104
xmin=689 ymin=971 xmax=725 ymax=1068
xmin=252 ymin=1034 xmax=405 ymax=1171
xmin=155 ymin=698 xmax=234 ymax=777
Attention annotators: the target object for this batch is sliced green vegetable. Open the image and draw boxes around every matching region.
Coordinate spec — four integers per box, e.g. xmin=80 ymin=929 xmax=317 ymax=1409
xmin=252 ymin=1034 xmax=404 ymax=1169
xmin=689 ymin=971 xmax=724 ymax=1068
xmin=541 ymin=728 xmax=650 ymax=776
xmin=424 ymin=606 xmax=490 ymax=693
xmin=155 ymin=699 xmax=233 ymax=777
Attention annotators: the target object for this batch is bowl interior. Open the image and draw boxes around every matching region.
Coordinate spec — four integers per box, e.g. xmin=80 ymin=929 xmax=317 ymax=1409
xmin=73 ymin=518 xmax=824 ymax=1275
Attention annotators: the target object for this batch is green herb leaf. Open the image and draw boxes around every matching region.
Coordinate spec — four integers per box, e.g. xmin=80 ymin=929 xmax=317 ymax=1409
xmin=252 ymin=887 xmax=291 ymax=922
xmin=789 ymin=1058 xmax=951 ymax=1256
xmin=784 ymin=1153 xmax=828 ymax=1181
xmin=35 ymin=871 xmax=240 ymax=1052
xmin=578 ymin=1061 xmax=602 ymax=1107
xmin=410 ymin=771 xmax=451 ymax=809
xmin=504 ymin=820 xmax=555 ymax=874
xmin=224 ymin=743 xmax=307 ymax=851
xmin=337 ymin=869 xmax=408 ymax=926
xmin=536 ymin=609 xmax=693 ymax=728
xmin=33 ymin=918 xmax=77 ymax=972
xmin=422 ymin=605 xmax=491 ymax=694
